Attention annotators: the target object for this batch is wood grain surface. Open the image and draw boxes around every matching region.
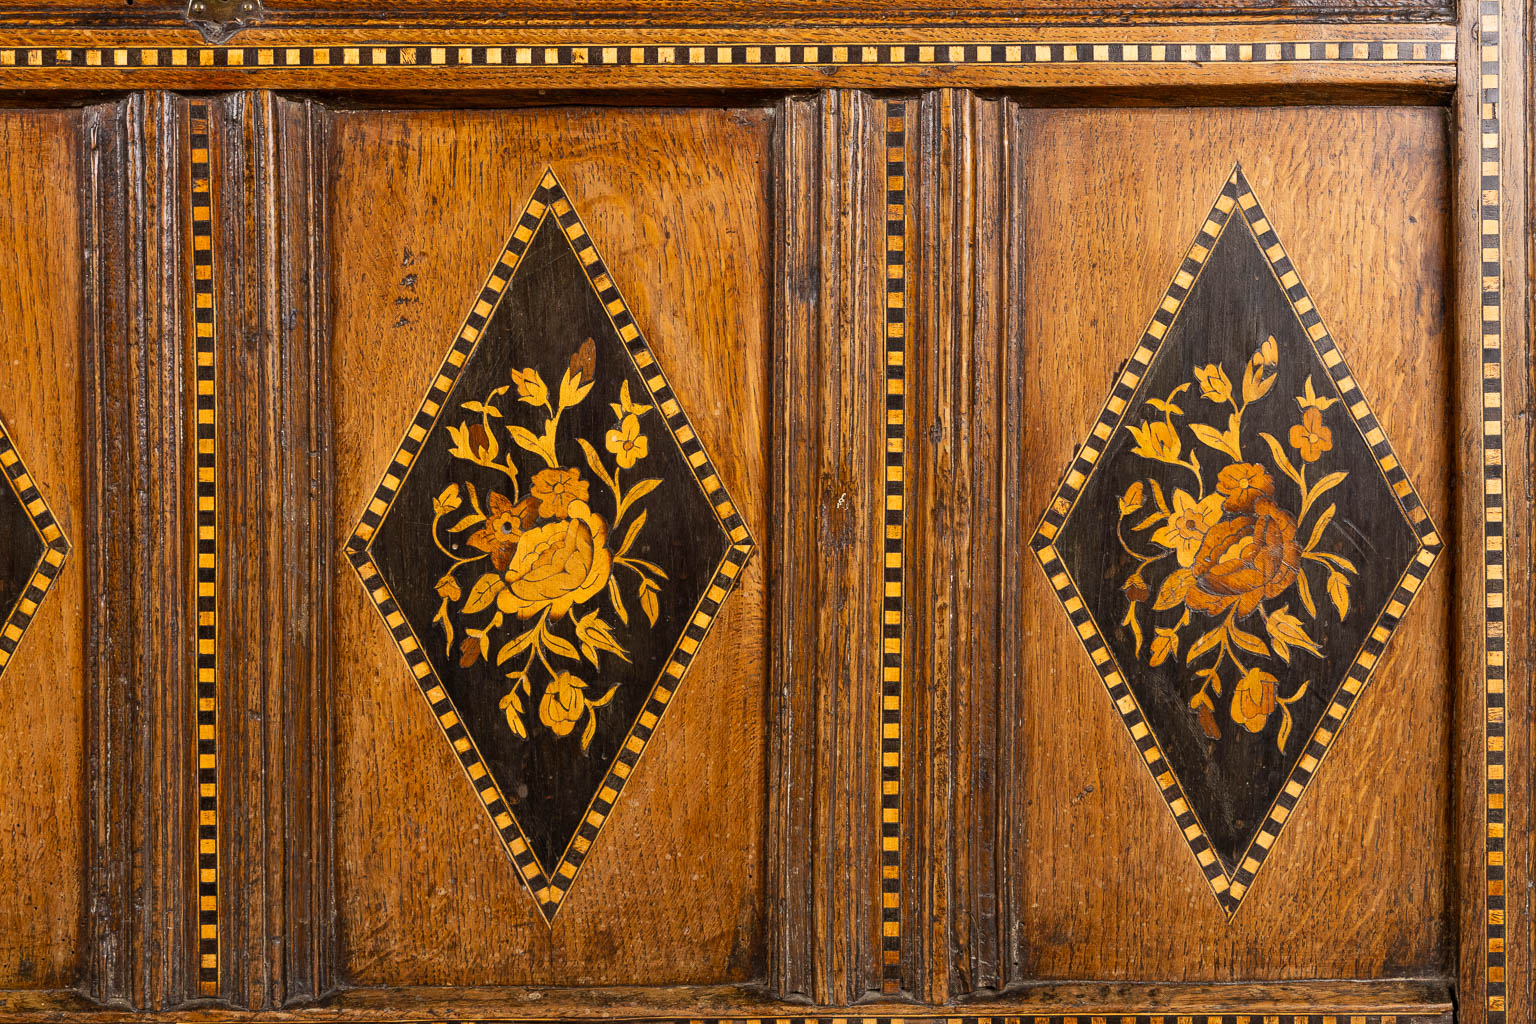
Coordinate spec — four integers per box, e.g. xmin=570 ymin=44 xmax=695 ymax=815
xmin=266 ymin=0 xmax=1454 ymax=24
xmin=0 ymin=108 xmax=84 ymax=990
xmin=1016 ymin=104 xmax=1452 ymax=980
xmin=326 ymin=104 xmax=770 ymax=986
xmin=0 ymin=0 xmax=1455 ymax=29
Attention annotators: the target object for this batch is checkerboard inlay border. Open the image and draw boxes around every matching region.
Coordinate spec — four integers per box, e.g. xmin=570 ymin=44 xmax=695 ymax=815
xmin=0 ymin=419 xmax=68 ymax=681
xmin=1475 ymin=1 xmax=1508 ymax=1018
xmin=880 ymin=100 xmax=907 ymax=994
xmin=346 ymin=169 xmax=756 ymax=924
xmin=189 ymin=102 xmax=219 ymax=998
xmin=1030 ymin=165 xmax=1441 ymax=917
xmin=0 ymin=39 xmax=1453 ymax=72
xmin=364 ymin=1016 xmax=1445 ymax=1023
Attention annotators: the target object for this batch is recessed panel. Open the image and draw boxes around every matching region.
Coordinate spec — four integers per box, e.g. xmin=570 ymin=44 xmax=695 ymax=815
xmin=349 ymin=171 xmax=753 ymax=923
xmin=0 ymin=108 xmax=85 ymax=988
xmin=330 ymin=106 xmax=770 ymax=985
xmin=1033 ymin=165 xmax=1437 ymax=914
xmin=1018 ymin=106 xmax=1451 ymax=979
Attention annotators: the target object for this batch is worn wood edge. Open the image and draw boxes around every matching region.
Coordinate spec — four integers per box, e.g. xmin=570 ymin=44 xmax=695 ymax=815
xmin=0 ymin=5 xmax=1459 ymax=31
xmin=206 ymin=90 xmax=337 ymax=1011
xmin=80 ymin=90 xmax=201 ymax=1011
xmin=768 ymin=89 xmax=890 ymax=1005
xmin=904 ymin=88 xmax=1027 ymax=1002
xmin=905 ymin=87 xmax=966 ymax=1005
xmin=0 ymin=980 xmax=1456 ymax=1019
xmin=275 ymin=90 xmax=338 ymax=1014
xmin=766 ymin=90 xmax=817 ymax=1006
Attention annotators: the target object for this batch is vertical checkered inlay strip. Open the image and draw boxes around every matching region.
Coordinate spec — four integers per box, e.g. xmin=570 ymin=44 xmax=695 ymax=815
xmin=189 ymin=103 xmax=218 ymax=997
xmin=880 ymin=100 xmax=906 ymax=991
xmin=1477 ymin=2 xmax=1507 ymax=1019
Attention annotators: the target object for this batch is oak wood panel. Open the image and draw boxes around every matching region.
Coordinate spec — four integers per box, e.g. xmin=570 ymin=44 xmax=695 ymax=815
xmin=327 ymin=103 xmax=770 ymax=987
xmin=1017 ymin=105 xmax=1453 ymax=979
xmin=0 ymin=107 xmax=84 ymax=991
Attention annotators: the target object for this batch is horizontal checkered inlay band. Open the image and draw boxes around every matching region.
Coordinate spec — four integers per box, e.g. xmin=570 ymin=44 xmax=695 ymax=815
xmin=339 ymin=1014 xmax=1448 ymax=1023
xmin=0 ymin=39 xmax=1452 ymax=70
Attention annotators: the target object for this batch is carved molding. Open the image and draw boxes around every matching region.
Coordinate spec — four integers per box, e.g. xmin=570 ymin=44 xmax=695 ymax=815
xmin=768 ymin=90 xmax=896 ymax=1004
xmin=81 ymin=92 xmax=200 ymax=1010
xmin=200 ymin=91 xmax=337 ymax=1010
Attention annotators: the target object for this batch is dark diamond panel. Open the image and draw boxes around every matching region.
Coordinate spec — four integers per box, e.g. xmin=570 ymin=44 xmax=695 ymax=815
xmin=1032 ymin=165 xmax=1440 ymax=914
xmin=349 ymin=170 xmax=754 ymax=921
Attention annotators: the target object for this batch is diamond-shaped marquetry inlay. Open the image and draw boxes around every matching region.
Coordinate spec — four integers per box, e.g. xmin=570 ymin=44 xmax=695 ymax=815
xmin=348 ymin=170 xmax=755 ymax=922
xmin=1031 ymin=166 xmax=1441 ymax=914
xmin=0 ymin=416 xmax=68 ymax=678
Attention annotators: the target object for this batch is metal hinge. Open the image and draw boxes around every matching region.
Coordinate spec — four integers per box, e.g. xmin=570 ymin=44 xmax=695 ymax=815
xmin=184 ymin=0 xmax=263 ymax=43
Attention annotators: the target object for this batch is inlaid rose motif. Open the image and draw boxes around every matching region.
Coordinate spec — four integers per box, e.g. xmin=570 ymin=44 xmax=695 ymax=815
xmin=430 ymin=337 xmax=667 ymax=749
xmin=1117 ymin=337 xmax=1356 ymax=749
xmin=498 ymin=501 xmax=613 ymax=621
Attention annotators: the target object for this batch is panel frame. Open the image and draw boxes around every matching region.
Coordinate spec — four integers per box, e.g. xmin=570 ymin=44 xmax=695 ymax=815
xmin=1453 ymin=0 xmax=1532 ymax=1021
xmin=0 ymin=3 xmax=1516 ymax=1019
xmin=0 ymin=28 xmax=1460 ymax=94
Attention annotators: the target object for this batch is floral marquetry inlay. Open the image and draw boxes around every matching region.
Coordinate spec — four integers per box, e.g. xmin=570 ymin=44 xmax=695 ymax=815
xmin=348 ymin=170 xmax=755 ymax=923
xmin=430 ymin=341 xmax=670 ymax=750
xmin=1118 ymin=336 xmax=1358 ymax=752
xmin=1031 ymin=166 xmax=1440 ymax=916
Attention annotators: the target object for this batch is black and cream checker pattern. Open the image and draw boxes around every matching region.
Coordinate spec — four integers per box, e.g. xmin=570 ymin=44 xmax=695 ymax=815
xmin=880 ymin=100 xmax=907 ymax=994
xmin=189 ymin=102 xmax=219 ymax=997
xmin=346 ymin=169 xmax=755 ymax=923
xmin=0 ymin=420 xmax=68 ymax=679
xmin=359 ymin=1013 xmax=1448 ymax=1023
xmin=0 ymin=38 xmax=1452 ymax=71
xmin=1476 ymin=0 xmax=1508 ymax=1018
xmin=1030 ymin=165 xmax=1441 ymax=917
